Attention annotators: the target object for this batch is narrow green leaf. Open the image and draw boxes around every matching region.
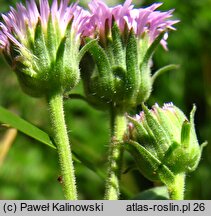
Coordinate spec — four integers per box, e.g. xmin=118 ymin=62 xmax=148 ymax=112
xmin=125 ymin=140 xmax=162 ymax=171
xmin=142 ymin=33 xmax=164 ymax=64
xmin=187 ymin=141 xmax=208 ymax=172
xmin=34 ymin=18 xmax=50 ymax=73
xmin=78 ymin=39 xmax=98 ymax=62
xmin=127 ymin=115 xmax=157 ymax=148
xmin=125 ymin=30 xmax=139 ymax=99
xmin=125 ymin=140 xmax=175 ymax=185
xmin=162 ymin=141 xmax=180 ymax=163
xmin=138 ymin=34 xmax=164 ymax=101
xmin=63 ymin=21 xmax=76 ymax=69
xmin=142 ymin=104 xmax=170 ymax=155
xmin=47 ymin=15 xmax=57 ymax=61
xmin=181 ymin=120 xmax=191 ymax=149
xmin=87 ymin=41 xmax=112 ymax=78
xmin=55 ymin=37 xmax=65 ymax=70
xmin=111 ymin=22 xmax=124 ymax=66
xmin=0 ymin=106 xmax=55 ymax=149
xmin=201 ymin=141 xmax=208 ymax=150
xmin=156 ymin=105 xmax=180 ymax=140
xmin=138 ymin=34 xmax=165 ymax=103
xmin=152 ymin=64 xmax=179 ymax=84
xmin=127 ymin=115 xmax=148 ymax=137
xmin=86 ymin=41 xmax=114 ymax=93
xmin=0 ymin=106 xmax=106 ymax=175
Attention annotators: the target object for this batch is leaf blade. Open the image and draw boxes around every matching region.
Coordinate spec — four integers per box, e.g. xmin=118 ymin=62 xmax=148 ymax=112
xmin=0 ymin=106 xmax=56 ymax=149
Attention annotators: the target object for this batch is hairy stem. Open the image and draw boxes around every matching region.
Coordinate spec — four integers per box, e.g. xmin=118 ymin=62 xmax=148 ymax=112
xmin=167 ymin=173 xmax=185 ymax=200
xmin=104 ymin=108 xmax=127 ymax=200
xmin=48 ymin=93 xmax=77 ymax=200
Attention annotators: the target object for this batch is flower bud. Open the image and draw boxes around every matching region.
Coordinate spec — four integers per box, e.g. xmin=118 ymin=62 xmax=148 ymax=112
xmin=0 ymin=0 xmax=89 ymax=97
xmin=81 ymin=0 xmax=178 ymax=112
xmin=125 ymin=103 xmax=206 ymax=185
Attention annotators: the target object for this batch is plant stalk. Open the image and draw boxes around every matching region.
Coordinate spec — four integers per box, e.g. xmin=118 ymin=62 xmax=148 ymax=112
xmin=167 ymin=173 xmax=185 ymax=200
xmin=48 ymin=92 xmax=77 ymax=200
xmin=104 ymin=108 xmax=127 ymax=200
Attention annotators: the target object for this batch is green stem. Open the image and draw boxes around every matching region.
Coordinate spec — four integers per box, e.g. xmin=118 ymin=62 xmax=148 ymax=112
xmin=48 ymin=92 xmax=77 ymax=200
xmin=167 ymin=173 xmax=185 ymax=200
xmin=104 ymin=108 xmax=127 ymax=200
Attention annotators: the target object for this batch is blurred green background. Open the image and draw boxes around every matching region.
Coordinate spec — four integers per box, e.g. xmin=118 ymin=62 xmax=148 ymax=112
xmin=0 ymin=0 xmax=210 ymax=199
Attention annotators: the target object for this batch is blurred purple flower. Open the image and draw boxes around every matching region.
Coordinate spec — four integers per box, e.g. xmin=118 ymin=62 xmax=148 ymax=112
xmin=87 ymin=0 xmax=179 ymax=49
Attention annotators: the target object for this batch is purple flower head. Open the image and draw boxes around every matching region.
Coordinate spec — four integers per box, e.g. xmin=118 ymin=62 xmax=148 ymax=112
xmin=0 ymin=0 xmax=90 ymax=54
xmin=128 ymin=102 xmax=188 ymax=143
xmin=87 ymin=0 xmax=179 ymax=49
xmin=126 ymin=103 xmax=204 ymax=183
xmin=0 ymin=0 xmax=90 ymax=97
